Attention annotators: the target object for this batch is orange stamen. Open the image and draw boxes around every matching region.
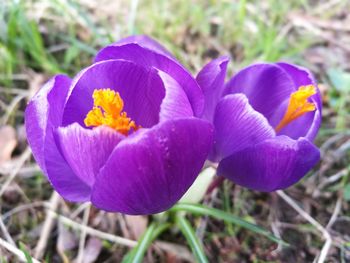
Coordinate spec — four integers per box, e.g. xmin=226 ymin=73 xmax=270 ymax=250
xmin=275 ymin=85 xmax=316 ymax=132
xmin=84 ymin=89 xmax=140 ymax=135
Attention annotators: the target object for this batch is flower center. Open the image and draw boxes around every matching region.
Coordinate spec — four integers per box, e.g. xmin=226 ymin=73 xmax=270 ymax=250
xmin=275 ymin=85 xmax=316 ymax=132
xmin=84 ymin=89 xmax=140 ymax=135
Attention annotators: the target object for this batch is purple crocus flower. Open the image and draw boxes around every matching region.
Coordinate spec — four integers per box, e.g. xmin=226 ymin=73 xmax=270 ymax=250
xmin=25 ymin=35 xmax=213 ymax=215
xmin=197 ymin=57 xmax=321 ymax=191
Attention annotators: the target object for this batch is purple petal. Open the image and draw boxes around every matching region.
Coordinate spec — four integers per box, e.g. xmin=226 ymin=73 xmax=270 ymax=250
xmin=115 ymin=35 xmax=176 ymax=60
xmin=210 ymin=94 xmax=275 ymax=161
xmin=217 ymin=136 xmax=320 ymax=191
xmin=157 ymin=71 xmax=193 ymax=121
xmin=91 ymin=118 xmax=213 ymax=215
xmin=44 ymin=141 xmax=91 ymax=202
xmin=224 ymin=63 xmax=296 ymax=122
xmin=62 ymin=60 xmax=165 ymax=128
xmin=55 ymin=123 xmax=124 ymax=187
xmin=196 ymin=56 xmax=229 ymax=120
xmin=25 ymin=76 xmax=64 ymax=171
xmin=94 ymin=41 xmax=204 ymax=116
xmin=25 ymin=75 xmax=90 ymax=201
xmin=274 ymin=62 xmax=322 ymax=141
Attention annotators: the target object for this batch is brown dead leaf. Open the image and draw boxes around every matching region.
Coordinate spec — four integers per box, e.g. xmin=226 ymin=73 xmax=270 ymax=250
xmin=124 ymin=215 xmax=148 ymax=240
xmin=0 ymin=125 xmax=17 ymax=165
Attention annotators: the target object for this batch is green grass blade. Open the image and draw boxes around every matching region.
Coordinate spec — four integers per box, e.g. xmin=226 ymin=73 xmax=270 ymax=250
xmin=171 ymin=203 xmax=288 ymax=246
xmin=5 ymin=1 xmax=61 ymax=73
xmin=19 ymin=242 xmax=33 ymax=263
xmin=176 ymin=215 xmax=209 ymax=263
xmin=122 ymin=222 xmax=170 ymax=263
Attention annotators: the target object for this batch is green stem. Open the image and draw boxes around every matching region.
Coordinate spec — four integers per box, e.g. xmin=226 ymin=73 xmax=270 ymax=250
xmin=176 ymin=215 xmax=209 ymax=263
xmin=171 ymin=203 xmax=288 ymax=246
xmin=122 ymin=222 xmax=170 ymax=263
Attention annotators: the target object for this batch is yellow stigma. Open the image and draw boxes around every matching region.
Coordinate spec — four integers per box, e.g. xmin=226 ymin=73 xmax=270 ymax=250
xmin=84 ymin=89 xmax=140 ymax=135
xmin=275 ymin=85 xmax=316 ymax=132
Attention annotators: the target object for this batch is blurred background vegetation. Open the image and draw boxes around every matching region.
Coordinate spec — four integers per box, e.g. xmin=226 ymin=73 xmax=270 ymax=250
xmin=0 ymin=0 xmax=350 ymax=262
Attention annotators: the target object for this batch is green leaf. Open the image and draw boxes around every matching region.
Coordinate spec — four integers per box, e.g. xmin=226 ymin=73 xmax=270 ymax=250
xmin=344 ymin=183 xmax=350 ymax=201
xmin=327 ymin=68 xmax=350 ymax=93
xmin=171 ymin=203 xmax=288 ymax=246
xmin=19 ymin=242 xmax=33 ymax=263
xmin=122 ymin=222 xmax=170 ymax=263
xmin=176 ymin=215 xmax=209 ymax=263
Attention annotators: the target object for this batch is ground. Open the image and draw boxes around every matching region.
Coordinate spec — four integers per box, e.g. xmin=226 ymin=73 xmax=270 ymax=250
xmin=0 ymin=0 xmax=349 ymax=262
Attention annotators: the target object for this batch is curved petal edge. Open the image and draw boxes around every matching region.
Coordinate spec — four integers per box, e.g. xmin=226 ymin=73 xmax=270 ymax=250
xmin=55 ymin=123 xmax=124 ymax=187
xmin=210 ymin=94 xmax=275 ymax=161
xmin=25 ymin=74 xmax=91 ymax=202
xmin=196 ymin=56 xmax=229 ymax=120
xmin=91 ymin=118 xmax=214 ymax=215
xmin=217 ymin=136 xmax=320 ymax=192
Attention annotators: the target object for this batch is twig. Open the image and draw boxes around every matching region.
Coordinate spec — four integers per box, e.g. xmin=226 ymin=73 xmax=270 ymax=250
xmin=1 ymin=202 xmax=45 ymax=221
xmin=320 ymin=133 xmax=348 ymax=153
xmin=0 ymin=147 xmax=32 ymax=197
xmin=76 ymin=204 xmax=91 ymax=263
xmin=47 ymin=43 xmax=69 ymax=53
xmin=1 ymin=93 xmax=27 ymax=125
xmin=289 ymin=14 xmax=350 ymax=53
xmin=70 ymin=202 xmax=91 ymax=219
xmin=333 ymin=139 xmax=350 ymax=161
xmin=275 ymin=23 xmax=293 ymax=43
xmin=0 ymin=99 xmax=7 ymax=110
xmin=53 ymin=212 xmax=138 ymax=247
xmin=312 ymin=0 xmax=343 ymax=15
xmin=0 ymin=86 xmax=30 ymax=95
xmin=326 ymin=196 xmax=342 ymax=230
xmin=277 ymin=190 xmax=332 ymax=263
xmin=53 ymin=210 xmax=200 ymax=258
xmin=269 ymin=193 xmax=283 ymax=254
xmin=0 ymin=237 xmax=41 ymax=263
xmin=34 ymin=192 xmax=61 ymax=259
xmin=271 ymin=221 xmax=283 ymax=252
xmin=313 ymin=168 xmax=348 ymax=197
xmin=0 ymin=217 xmax=16 ymax=246
xmin=0 ymin=74 xmax=28 ymax=81
xmin=291 ymin=14 xmax=350 ymax=32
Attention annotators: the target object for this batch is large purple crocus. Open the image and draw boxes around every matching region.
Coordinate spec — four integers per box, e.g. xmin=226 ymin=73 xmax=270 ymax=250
xmin=197 ymin=57 xmax=321 ymax=191
xmin=25 ymin=35 xmax=213 ymax=215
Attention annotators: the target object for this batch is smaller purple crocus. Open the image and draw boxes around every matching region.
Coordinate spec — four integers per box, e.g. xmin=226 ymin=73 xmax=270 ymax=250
xmin=197 ymin=57 xmax=321 ymax=191
xmin=25 ymin=35 xmax=213 ymax=215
